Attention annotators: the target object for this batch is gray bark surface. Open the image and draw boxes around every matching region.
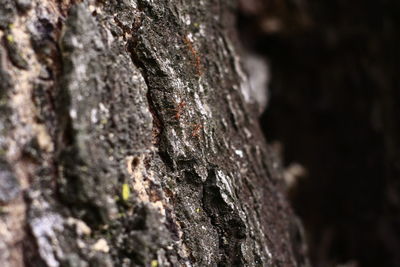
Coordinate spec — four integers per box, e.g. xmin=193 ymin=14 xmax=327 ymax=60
xmin=0 ymin=0 xmax=306 ymax=266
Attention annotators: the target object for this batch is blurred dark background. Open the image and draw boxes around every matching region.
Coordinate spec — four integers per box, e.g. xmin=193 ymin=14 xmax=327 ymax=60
xmin=238 ymin=0 xmax=400 ymax=266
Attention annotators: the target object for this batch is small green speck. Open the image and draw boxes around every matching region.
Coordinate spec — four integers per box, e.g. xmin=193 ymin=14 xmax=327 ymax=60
xmin=6 ymin=35 xmax=14 ymax=43
xmin=195 ymin=208 xmax=201 ymax=213
xmin=122 ymin=183 xmax=130 ymax=201
xmin=0 ymin=97 xmax=7 ymax=106
xmin=151 ymin=260 xmax=158 ymax=267
xmin=79 ymin=166 xmax=89 ymax=172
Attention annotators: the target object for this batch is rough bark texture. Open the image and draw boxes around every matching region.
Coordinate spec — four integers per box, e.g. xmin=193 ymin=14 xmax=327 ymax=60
xmin=0 ymin=0 xmax=306 ymax=266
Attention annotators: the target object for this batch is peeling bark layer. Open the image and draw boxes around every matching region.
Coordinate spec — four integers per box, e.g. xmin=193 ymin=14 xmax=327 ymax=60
xmin=0 ymin=0 xmax=306 ymax=266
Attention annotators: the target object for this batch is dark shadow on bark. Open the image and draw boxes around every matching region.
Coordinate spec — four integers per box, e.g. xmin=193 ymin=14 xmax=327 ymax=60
xmin=238 ymin=0 xmax=400 ymax=266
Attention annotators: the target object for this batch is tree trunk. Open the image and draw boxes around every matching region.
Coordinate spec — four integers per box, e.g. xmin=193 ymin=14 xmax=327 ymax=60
xmin=0 ymin=0 xmax=306 ymax=266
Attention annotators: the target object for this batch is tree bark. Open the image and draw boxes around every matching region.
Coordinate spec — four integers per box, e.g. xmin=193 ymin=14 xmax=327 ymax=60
xmin=0 ymin=0 xmax=306 ymax=266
